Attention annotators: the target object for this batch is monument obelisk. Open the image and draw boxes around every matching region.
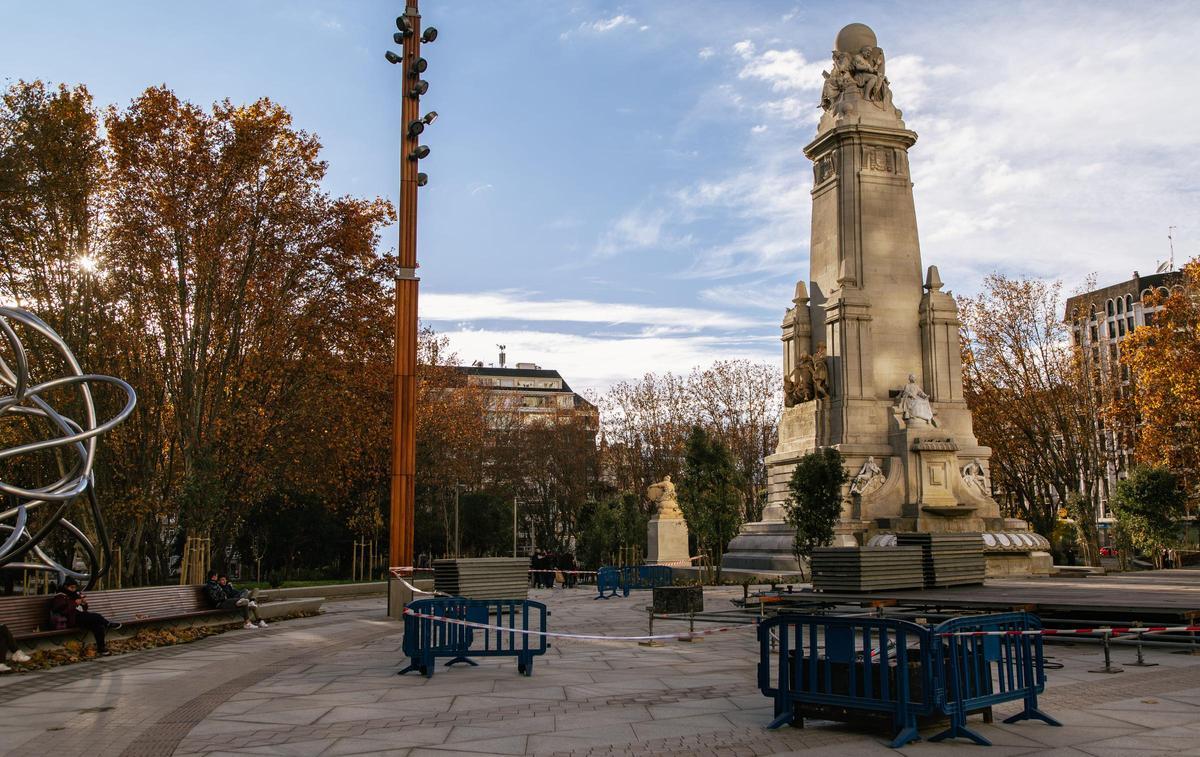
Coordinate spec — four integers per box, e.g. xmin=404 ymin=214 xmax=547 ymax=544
xmin=723 ymin=23 xmax=1050 ymax=576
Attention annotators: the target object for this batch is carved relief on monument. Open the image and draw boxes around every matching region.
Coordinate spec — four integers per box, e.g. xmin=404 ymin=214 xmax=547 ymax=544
xmin=813 ymin=152 xmax=838 ymax=184
xmin=849 ymin=456 xmax=885 ymax=496
xmin=961 ymin=458 xmax=988 ymax=497
xmin=863 ymin=145 xmax=897 ymax=174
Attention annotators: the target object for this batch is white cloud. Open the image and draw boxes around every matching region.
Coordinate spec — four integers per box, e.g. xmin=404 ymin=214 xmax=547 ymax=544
xmin=592 ymin=14 xmax=636 ymax=32
xmin=595 ymin=207 xmax=680 ymax=257
xmin=561 ymin=14 xmax=650 ymax=41
xmin=469 ymin=182 xmax=494 ymax=196
xmin=737 ymin=48 xmax=825 ymax=93
xmin=698 ymin=47 xmax=715 ymax=60
xmin=420 ymin=291 xmax=758 ymax=331
xmin=751 ymin=124 xmax=768 ymax=134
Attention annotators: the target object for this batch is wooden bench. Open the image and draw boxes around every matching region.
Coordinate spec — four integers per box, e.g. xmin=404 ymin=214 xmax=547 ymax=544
xmin=0 ymin=585 xmax=241 ymax=643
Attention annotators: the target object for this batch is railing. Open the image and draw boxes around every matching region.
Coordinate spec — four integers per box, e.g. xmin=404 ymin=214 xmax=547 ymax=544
xmin=758 ymin=611 xmax=1060 ymax=748
xmin=931 ymin=612 xmax=1060 ymax=745
xmin=758 ymin=613 xmax=935 ymax=747
xmin=400 ymin=597 xmax=548 ymax=678
xmin=594 ymin=565 xmax=674 ymax=599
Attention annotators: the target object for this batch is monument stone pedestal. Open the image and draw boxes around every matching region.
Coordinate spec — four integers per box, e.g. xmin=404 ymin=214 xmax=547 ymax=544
xmin=722 ymin=504 xmax=801 ymax=572
xmin=722 ymin=22 xmax=1048 ymax=576
xmin=647 ymin=517 xmax=689 ymax=565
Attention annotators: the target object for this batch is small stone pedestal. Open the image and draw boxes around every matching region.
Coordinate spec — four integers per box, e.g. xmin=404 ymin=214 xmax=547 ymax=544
xmin=647 ymin=517 xmax=689 ymax=565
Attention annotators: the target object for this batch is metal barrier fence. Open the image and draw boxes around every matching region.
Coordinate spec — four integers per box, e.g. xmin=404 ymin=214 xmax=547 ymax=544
xmin=932 ymin=612 xmax=1060 ymax=745
xmin=758 ymin=614 xmax=935 ymax=747
xmin=758 ymin=611 xmax=1060 ymax=748
xmin=399 ymin=597 xmax=548 ymax=678
xmin=594 ymin=565 xmax=674 ymax=599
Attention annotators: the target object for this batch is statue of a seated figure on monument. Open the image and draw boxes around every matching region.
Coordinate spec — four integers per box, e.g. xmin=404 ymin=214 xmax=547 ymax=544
xmin=722 ymin=22 xmax=1050 ymax=579
xmin=897 ymin=372 xmax=938 ymax=427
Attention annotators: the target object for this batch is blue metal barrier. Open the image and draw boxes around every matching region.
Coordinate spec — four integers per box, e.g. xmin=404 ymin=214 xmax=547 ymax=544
xmin=758 ymin=611 xmax=1060 ymax=748
xmin=595 ymin=567 xmax=623 ymax=599
xmin=931 ymin=612 xmax=1061 ymax=745
xmin=758 ymin=613 xmax=936 ymax=747
xmin=624 ymin=565 xmax=673 ymax=593
xmin=399 ymin=597 xmax=548 ymax=678
xmin=594 ymin=565 xmax=674 ymax=599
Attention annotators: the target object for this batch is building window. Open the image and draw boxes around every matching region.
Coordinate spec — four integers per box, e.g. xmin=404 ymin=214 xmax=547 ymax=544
xmin=1116 ymin=297 xmax=1124 ymax=314
xmin=1124 ymin=294 xmax=1133 ymax=311
xmin=1145 ymin=312 xmax=1155 ymax=327
xmin=1090 ymin=325 xmax=1098 ymax=341
xmin=1117 ymin=320 xmax=1126 ymax=337
xmin=1126 ymin=315 xmax=1134 ymax=331
xmin=1106 ymin=299 xmax=1115 ymax=317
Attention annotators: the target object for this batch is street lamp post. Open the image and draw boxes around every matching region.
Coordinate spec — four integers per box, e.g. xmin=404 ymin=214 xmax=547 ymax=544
xmin=385 ymin=1 xmax=436 ymax=576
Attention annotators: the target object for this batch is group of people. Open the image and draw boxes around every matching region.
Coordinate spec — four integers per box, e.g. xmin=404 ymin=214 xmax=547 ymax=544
xmin=0 ymin=570 xmax=266 ymax=670
xmin=530 ymin=550 xmax=578 ymax=589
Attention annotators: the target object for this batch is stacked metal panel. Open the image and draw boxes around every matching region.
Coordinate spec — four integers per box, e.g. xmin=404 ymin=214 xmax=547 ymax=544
xmin=895 ymin=533 xmax=985 ymax=588
xmin=433 ymin=557 xmax=531 ymax=600
xmin=810 ymin=546 xmax=925 ymax=591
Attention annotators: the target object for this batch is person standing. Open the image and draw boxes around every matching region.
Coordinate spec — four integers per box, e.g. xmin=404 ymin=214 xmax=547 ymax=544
xmin=49 ymin=579 xmax=121 ymax=656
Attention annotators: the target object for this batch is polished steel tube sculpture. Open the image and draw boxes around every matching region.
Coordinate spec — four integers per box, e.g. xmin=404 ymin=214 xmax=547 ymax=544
xmin=0 ymin=307 xmax=136 ymax=589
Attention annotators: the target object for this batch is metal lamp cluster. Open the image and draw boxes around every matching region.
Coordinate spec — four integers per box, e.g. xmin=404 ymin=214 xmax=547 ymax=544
xmin=386 ymin=14 xmax=437 ymax=187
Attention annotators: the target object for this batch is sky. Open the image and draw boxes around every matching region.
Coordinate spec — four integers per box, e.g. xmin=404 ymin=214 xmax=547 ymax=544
xmin=3 ymin=1 xmax=1198 ymax=393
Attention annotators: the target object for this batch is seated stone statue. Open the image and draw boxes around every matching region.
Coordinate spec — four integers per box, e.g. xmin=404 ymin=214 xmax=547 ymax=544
xmin=646 ymin=475 xmax=683 ymax=520
xmin=897 ymin=373 xmax=938 ymax=427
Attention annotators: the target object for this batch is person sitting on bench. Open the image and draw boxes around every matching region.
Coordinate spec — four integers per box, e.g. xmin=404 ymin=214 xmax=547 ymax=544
xmin=219 ymin=574 xmax=267 ymax=629
xmin=49 ymin=579 xmax=122 ymax=657
xmin=0 ymin=623 xmax=32 ymax=672
xmin=204 ymin=571 xmax=265 ymax=629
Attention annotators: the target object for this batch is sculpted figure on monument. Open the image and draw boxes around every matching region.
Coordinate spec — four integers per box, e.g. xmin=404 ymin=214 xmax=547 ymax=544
xmin=784 ymin=353 xmax=815 ymax=406
xmin=820 ymin=51 xmax=855 ymax=111
xmin=962 ymin=458 xmax=988 ymax=496
xmin=897 ymin=373 xmax=938 ymax=427
xmin=819 ymin=24 xmax=899 ymax=121
xmin=850 ymin=456 xmax=885 ymax=496
xmin=646 ymin=475 xmax=683 ymax=520
xmin=850 ymin=46 xmax=885 ymax=101
xmin=811 ymin=343 xmax=829 ymax=399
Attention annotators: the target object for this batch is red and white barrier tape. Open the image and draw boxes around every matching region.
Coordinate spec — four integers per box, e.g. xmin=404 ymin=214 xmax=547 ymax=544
xmin=941 ymin=625 xmax=1200 ymax=637
xmin=527 ymin=569 xmax=598 ymax=575
xmin=402 ymin=607 xmax=756 ymax=642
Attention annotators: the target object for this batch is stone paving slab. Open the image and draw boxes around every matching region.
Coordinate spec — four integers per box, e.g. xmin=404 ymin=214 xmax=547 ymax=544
xmin=2 ymin=588 xmax=1200 ymax=756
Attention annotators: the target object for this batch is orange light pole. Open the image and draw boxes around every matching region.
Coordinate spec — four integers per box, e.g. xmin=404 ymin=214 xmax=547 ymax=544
xmin=386 ymin=1 xmax=435 ymax=574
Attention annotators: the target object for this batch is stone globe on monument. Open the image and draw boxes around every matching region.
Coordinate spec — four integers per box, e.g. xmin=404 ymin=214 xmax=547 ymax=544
xmin=722 ymin=23 xmax=1051 ymax=578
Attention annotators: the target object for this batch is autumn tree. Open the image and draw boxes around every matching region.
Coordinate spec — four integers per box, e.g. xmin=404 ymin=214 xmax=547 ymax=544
xmin=600 ymin=360 xmax=780 ymax=520
xmin=2 ymin=81 xmax=399 ymax=584
xmin=960 ymin=274 xmax=1112 ymax=542
xmin=1118 ymin=260 xmax=1200 ymax=501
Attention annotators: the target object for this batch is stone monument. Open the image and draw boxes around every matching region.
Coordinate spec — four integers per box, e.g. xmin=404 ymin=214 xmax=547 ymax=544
xmin=646 ymin=475 xmax=690 ymax=566
xmin=723 ymin=23 xmax=1050 ymax=577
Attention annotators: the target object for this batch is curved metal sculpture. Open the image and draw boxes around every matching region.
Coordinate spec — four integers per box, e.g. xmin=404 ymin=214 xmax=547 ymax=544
xmin=0 ymin=307 xmax=136 ymax=589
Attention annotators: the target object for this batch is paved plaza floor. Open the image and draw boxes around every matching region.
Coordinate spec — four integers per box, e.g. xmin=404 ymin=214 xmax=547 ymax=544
xmin=1 ymin=587 xmax=1199 ymax=756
